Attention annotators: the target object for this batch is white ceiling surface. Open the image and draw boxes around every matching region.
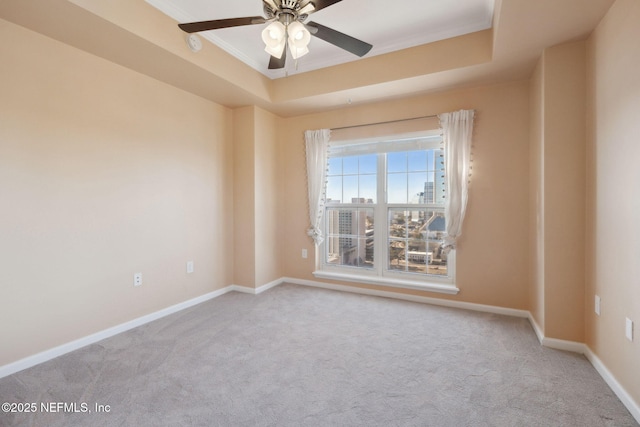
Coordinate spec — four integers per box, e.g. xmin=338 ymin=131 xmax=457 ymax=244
xmin=146 ymin=0 xmax=495 ymax=79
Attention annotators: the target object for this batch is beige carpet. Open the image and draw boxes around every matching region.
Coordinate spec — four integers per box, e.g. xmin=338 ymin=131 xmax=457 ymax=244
xmin=1 ymin=283 xmax=637 ymax=426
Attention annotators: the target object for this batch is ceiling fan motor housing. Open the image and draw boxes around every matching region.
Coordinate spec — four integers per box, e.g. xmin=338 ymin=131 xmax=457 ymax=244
xmin=264 ymin=0 xmax=310 ymax=26
xmin=281 ymin=0 xmax=299 ymax=9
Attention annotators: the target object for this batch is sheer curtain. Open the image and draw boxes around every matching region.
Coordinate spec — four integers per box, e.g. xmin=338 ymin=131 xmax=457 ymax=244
xmin=304 ymin=129 xmax=331 ymax=245
xmin=438 ymin=110 xmax=475 ymax=252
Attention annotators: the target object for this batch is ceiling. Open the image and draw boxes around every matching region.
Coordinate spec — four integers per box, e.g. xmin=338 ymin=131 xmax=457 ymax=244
xmin=0 ymin=0 xmax=617 ymax=117
xmin=145 ymin=0 xmax=495 ymax=79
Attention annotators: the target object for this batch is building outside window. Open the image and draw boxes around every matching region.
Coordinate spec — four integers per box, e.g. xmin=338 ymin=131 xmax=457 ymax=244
xmin=319 ymin=133 xmax=453 ymax=288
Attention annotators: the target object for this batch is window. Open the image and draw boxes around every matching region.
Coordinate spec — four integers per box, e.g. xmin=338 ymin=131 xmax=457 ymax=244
xmin=316 ymin=133 xmax=457 ymax=293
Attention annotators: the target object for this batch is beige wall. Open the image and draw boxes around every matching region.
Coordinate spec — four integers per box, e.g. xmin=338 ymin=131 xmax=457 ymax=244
xmin=232 ymin=107 xmax=257 ymax=288
xmin=0 ymin=18 xmax=234 ymax=365
xmin=530 ymin=41 xmax=587 ymax=342
xmin=254 ymin=107 xmax=282 ymax=287
xmin=529 ymin=57 xmax=545 ymax=331
xmin=232 ymin=106 xmax=282 ymax=288
xmin=279 ymin=81 xmax=531 ymax=309
xmin=543 ymin=42 xmax=586 ymax=342
xmin=586 ymin=0 xmax=640 ymax=403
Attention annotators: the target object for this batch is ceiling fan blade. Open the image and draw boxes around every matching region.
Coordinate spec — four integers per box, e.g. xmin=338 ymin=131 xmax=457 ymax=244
xmin=178 ymin=16 xmax=266 ymax=33
xmin=268 ymin=47 xmax=287 ymax=70
xmin=306 ymin=21 xmax=372 ymax=57
xmin=311 ymin=0 xmax=344 ymax=12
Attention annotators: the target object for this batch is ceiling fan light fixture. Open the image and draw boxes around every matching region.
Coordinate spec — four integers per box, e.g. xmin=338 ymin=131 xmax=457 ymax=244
xmin=264 ymin=39 xmax=286 ymax=59
xmin=262 ymin=21 xmax=287 ymax=58
xmin=287 ymin=21 xmax=311 ymax=59
xmin=265 ymin=41 xmax=286 ymax=58
xmin=289 ymin=44 xmax=309 ymax=59
xmin=263 ymin=21 xmax=286 ymax=44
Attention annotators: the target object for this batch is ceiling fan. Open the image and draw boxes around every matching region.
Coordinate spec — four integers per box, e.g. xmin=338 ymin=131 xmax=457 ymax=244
xmin=178 ymin=0 xmax=373 ymax=70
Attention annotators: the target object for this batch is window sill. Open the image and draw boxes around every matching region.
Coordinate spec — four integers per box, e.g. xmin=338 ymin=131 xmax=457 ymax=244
xmin=312 ymin=270 xmax=459 ymax=295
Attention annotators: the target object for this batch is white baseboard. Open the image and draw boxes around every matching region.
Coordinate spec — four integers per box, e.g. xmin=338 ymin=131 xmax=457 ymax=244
xmin=229 ymin=284 xmax=258 ymax=294
xmin=526 ymin=313 xmax=639 ymax=424
xmin=282 ymin=277 xmax=530 ymax=318
xmin=527 ymin=313 xmax=545 ymax=343
xmin=540 ymin=337 xmax=588 ymax=354
xmin=0 ymin=286 xmax=236 ymax=379
xmin=291 ymin=277 xmax=588 ymax=357
xmin=526 ymin=314 xmax=588 ymax=353
xmin=230 ymin=277 xmax=283 ymax=295
xmin=585 ymin=347 xmax=640 ymax=423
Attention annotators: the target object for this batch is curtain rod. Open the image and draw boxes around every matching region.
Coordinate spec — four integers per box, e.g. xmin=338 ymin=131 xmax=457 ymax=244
xmin=330 ymin=114 xmax=438 ymax=131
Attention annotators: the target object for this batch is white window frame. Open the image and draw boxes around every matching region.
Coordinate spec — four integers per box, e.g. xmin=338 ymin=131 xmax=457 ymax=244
xmin=313 ymin=131 xmax=459 ymax=295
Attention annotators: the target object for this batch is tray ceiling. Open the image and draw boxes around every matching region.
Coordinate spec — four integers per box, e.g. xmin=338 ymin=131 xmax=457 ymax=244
xmin=146 ymin=0 xmax=495 ymax=79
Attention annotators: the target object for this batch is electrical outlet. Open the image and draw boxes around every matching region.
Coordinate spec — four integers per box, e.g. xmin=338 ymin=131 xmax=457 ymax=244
xmin=626 ymin=318 xmax=634 ymax=342
xmin=186 ymin=261 xmax=194 ymax=274
xmin=134 ymin=273 xmax=142 ymax=287
xmin=595 ymin=295 xmax=601 ymax=316
xmin=302 ymin=249 xmax=308 ymax=259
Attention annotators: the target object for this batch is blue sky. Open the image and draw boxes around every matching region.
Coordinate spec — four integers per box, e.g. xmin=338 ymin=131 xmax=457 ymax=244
xmin=327 ymin=150 xmax=442 ymax=204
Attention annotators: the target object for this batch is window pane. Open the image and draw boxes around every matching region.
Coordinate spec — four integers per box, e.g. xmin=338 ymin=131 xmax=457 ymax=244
xmin=359 ymin=154 xmax=377 ymax=174
xmin=387 ymin=208 xmax=448 ymax=277
xmin=422 ymin=180 xmax=436 ymax=204
xmin=425 ymin=211 xmax=447 ymax=276
xmin=354 ymin=238 xmax=371 ymax=267
xmin=388 ymin=239 xmax=406 ymax=272
xmin=389 ymin=210 xmax=408 ymax=238
xmin=343 ymin=156 xmax=359 ymax=175
xmin=387 ymin=173 xmax=407 ymax=204
xmin=437 ymin=163 xmax=445 ymax=202
xmin=328 ymin=154 xmax=377 ymax=204
xmin=359 ymin=174 xmax=376 ymax=203
xmin=408 ymin=150 xmax=428 ymax=172
xmin=326 ymin=176 xmax=342 ymax=204
xmin=343 ymin=175 xmax=358 ymax=203
xmin=426 ymin=150 xmax=434 ymax=170
xmin=328 ymin=157 xmax=342 ymax=176
xmin=337 ymin=210 xmax=352 ymax=232
xmin=387 ymin=152 xmax=407 ymax=173
xmin=435 ymin=176 xmax=445 ymax=205
xmin=364 ymin=233 xmax=374 ymax=268
xmin=435 ymin=150 xmax=444 ymax=169
xmin=408 ymin=172 xmax=428 ymax=204
xmin=325 ymin=208 xmax=374 ymax=270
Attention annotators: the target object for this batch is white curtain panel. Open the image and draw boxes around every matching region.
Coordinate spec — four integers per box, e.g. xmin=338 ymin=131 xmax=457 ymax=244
xmin=304 ymin=129 xmax=331 ymax=245
xmin=438 ymin=109 xmax=475 ymax=252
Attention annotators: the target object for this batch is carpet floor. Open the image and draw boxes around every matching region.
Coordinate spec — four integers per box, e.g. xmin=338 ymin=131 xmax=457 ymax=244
xmin=0 ymin=283 xmax=637 ymax=427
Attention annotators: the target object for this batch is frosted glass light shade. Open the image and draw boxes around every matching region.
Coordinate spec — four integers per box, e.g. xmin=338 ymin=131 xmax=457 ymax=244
xmin=262 ymin=22 xmax=286 ymax=58
xmin=287 ymin=21 xmax=311 ymax=59
xmin=289 ymin=44 xmax=309 ymax=59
